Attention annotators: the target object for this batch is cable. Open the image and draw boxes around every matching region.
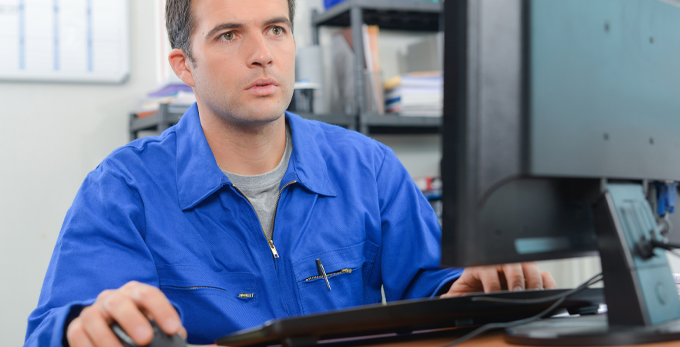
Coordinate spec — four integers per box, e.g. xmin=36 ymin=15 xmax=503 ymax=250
xmin=640 ymin=239 xmax=680 ymax=259
xmin=442 ymin=237 xmax=672 ymax=346
xmin=651 ymin=239 xmax=680 ymax=251
xmin=438 ymin=273 xmax=603 ymax=347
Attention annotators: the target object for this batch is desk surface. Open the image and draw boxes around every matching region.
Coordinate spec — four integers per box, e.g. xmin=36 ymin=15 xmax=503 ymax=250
xmin=345 ymin=331 xmax=680 ymax=347
xmin=213 ymin=332 xmax=680 ymax=347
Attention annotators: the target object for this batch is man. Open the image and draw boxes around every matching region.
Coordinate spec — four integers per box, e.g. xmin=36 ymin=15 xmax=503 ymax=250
xmin=25 ymin=0 xmax=556 ymax=346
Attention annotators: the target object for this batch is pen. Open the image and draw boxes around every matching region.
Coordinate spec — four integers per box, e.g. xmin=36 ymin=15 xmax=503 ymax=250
xmin=316 ymin=258 xmax=331 ymax=291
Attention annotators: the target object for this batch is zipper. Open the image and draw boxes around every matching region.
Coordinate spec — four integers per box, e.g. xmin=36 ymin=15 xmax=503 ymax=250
xmin=233 ymin=185 xmax=280 ymax=258
xmin=233 ymin=181 xmax=296 ymax=259
xmin=164 ymin=285 xmax=226 ymax=291
xmin=269 ymin=181 xmax=297 ymax=256
xmin=165 ymin=287 xmax=254 ymax=299
xmin=304 ymin=268 xmax=353 ymax=282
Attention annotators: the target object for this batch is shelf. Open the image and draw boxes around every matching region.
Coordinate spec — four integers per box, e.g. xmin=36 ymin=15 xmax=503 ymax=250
xmin=129 ymin=109 xmax=441 ymax=137
xmin=129 ymin=105 xmax=359 ymax=140
xmin=311 ymin=1 xmax=443 ymax=136
xmin=362 ymin=114 xmax=442 ymax=135
xmin=313 ymin=0 xmax=442 ymax=31
xmin=129 ymin=109 xmax=183 ymax=133
xmin=363 ymin=114 xmax=441 ymax=126
xmin=295 ymin=113 xmax=357 ymax=130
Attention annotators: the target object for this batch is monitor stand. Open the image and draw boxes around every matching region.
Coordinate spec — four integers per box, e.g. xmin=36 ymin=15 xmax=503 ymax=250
xmin=506 ymin=183 xmax=680 ymax=346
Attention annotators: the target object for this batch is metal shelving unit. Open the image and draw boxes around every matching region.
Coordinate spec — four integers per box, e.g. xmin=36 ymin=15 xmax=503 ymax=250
xmin=129 ymin=104 xmax=182 ymax=141
xmin=363 ymin=114 xmax=441 ymax=135
xmin=129 ymin=105 xmax=357 ymax=141
xmin=312 ymin=0 xmax=444 ymax=135
xmin=312 ymin=0 xmax=442 ymax=32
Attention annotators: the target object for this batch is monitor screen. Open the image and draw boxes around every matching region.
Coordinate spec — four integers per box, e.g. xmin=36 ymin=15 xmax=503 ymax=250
xmin=441 ymin=0 xmax=680 ymax=268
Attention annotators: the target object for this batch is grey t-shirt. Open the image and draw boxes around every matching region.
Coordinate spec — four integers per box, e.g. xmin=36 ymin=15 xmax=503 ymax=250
xmin=222 ymin=125 xmax=292 ymax=241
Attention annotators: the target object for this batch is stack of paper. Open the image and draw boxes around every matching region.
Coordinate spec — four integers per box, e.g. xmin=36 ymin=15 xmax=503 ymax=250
xmin=384 ymin=72 xmax=443 ymax=117
xmin=136 ymin=84 xmax=196 ymax=118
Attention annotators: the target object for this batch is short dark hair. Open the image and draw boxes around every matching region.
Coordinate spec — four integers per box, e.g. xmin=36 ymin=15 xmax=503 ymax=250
xmin=166 ymin=0 xmax=296 ymax=62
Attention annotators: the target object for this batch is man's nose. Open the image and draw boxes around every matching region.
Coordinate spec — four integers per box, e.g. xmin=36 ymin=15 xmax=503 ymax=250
xmin=246 ymin=34 xmax=274 ymax=68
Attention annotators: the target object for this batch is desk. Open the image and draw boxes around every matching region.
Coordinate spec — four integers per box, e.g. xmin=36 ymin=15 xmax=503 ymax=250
xmin=336 ymin=332 xmax=680 ymax=347
xmin=214 ymin=332 xmax=680 ymax=347
xmin=363 ymin=333 xmax=680 ymax=347
xmin=276 ymin=330 xmax=680 ymax=347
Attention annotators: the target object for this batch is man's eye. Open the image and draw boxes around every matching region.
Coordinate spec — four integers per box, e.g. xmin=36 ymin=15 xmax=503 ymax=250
xmin=271 ymin=27 xmax=283 ymax=35
xmin=221 ymin=32 xmax=235 ymax=41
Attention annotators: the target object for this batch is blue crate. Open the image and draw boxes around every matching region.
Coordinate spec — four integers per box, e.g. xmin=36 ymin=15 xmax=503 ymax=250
xmin=323 ymin=0 xmax=439 ymax=10
xmin=324 ymin=0 xmax=347 ymax=10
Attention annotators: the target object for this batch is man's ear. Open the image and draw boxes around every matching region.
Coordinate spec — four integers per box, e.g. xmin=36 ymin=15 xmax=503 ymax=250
xmin=168 ymin=48 xmax=196 ymax=87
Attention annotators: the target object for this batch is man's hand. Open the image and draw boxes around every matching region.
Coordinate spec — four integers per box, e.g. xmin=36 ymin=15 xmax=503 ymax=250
xmin=442 ymin=262 xmax=557 ymax=298
xmin=66 ymin=281 xmax=187 ymax=347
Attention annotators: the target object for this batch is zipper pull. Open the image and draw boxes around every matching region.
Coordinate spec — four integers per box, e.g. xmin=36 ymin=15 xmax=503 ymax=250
xmin=268 ymin=239 xmax=280 ymax=258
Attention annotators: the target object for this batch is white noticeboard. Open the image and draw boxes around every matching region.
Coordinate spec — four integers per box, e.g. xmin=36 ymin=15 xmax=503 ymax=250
xmin=0 ymin=0 xmax=129 ymax=83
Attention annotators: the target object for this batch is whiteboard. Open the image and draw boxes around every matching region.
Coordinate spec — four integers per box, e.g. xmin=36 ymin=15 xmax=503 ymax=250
xmin=0 ymin=0 xmax=129 ymax=83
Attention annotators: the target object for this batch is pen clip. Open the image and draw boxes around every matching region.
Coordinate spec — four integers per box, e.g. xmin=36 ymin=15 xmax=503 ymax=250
xmin=315 ymin=258 xmax=331 ymax=291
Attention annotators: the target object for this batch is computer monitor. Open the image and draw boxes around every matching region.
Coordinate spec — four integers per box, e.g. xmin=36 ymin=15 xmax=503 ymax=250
xmin=441 ymin=0 xmax=680 ymax=344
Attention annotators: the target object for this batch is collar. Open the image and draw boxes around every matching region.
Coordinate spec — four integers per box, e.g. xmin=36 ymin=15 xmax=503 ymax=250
xmin=175 ymin=104 xmax=336 ymax=210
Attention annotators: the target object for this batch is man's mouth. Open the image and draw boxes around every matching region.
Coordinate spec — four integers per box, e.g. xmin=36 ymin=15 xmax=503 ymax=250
xmin=246 ymin=78 xmax=279 ymax=96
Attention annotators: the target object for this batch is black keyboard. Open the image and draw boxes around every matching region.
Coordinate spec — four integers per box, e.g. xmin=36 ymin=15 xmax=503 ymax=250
xmin=216 ymin=288 xmax=605 ymax=346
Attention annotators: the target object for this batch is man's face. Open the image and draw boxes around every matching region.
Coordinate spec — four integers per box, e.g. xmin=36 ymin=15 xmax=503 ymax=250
xmin=188 ymin=0 xmax=295 ymax=126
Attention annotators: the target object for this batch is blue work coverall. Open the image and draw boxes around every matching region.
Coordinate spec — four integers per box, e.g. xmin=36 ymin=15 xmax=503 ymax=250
xmin=25 ymin=104 xmax=462 ymax=346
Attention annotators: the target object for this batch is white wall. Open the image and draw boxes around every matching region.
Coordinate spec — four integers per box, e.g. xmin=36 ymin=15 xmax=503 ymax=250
xmin=0 ymin=1 xmax=158 ymax=345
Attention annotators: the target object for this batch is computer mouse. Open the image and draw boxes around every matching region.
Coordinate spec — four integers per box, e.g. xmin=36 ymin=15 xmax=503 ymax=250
xmin=111 ymin=319 xmax=186 ymax=347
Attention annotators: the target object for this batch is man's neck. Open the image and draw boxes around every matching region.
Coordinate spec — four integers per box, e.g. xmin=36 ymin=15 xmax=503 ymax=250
xmin=198 ymin=104 xmax=287 ymax=176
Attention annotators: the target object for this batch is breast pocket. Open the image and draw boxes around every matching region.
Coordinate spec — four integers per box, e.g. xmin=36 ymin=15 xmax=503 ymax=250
xmin=157 ymin=265 xmax=262 ymax=345
xmin=292 ymin=241 xmax=380 ymax=315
